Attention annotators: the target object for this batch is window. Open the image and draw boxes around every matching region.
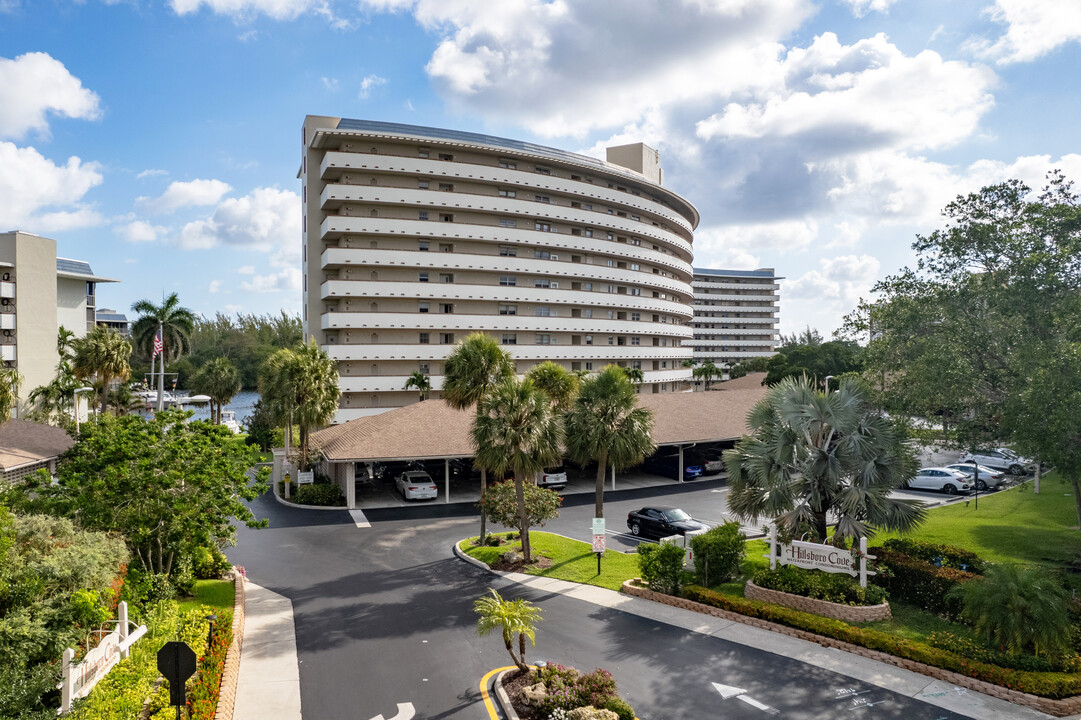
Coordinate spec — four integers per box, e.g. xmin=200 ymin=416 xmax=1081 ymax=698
xmin=439 ymin=273 xmax=454 ymax=283
xmin=584 ymin=203 xmax=593 ymax=210
xmin=607 ymin=232 xmax=614 ymax=240
xmin=439 ymin=213 xmax=454 ymax=222
xmin=499 ymin=245 xmax=517 ymax=256
xmin=608 ymin=336 xmax=614 ymax=345
xmin=584 ymin=282 xmax=592 ymax=291
xmin=440 ymin=333 xmax=455 ymax=344
xmin=439 ymin=243 xmax=453 ymax=253
xmin=418 ymin=240 xmax=430 ymax=251
xmin=419 ymin=272 xmax=429 ymax=282
xmin=438 ymin=153 xmax=454 ymax=161
xmin=419 ymin=332 xmax=430 ymax=344
xmin=419 ymin=362 xmax=430 ymax=374
xmin=499 ymin=304 xmax=517 ymax=315
xmin=585 ymin=335 xmax=593 ymax=345
xmin=418 ymin=302 xmax=429 ymax=313
xmin=630 ymin=287 xmax=641 ymax=296
xmin=582 ymin=309 xmax=593 ymax=318
xmin=617 ymin=337 xmax=626 ymax=346
xmin=584 ymin=229 xmax=593 ymax=237
xmin=606 ymin=259 xmax=614 ymax=267
xmin=500 ymin=275 xmax=517 ymax=286
xmin=535 ymin=221 xmax=552 ymax=232
xmin=535 ymin=334 xmax=553 ymax=345
xmin=418 ymin=211 xmax=429 ymax=221
xmin=585 ymin=362 xmax=593 ymax=371
xmin=535 ymin=165 xmax=551 ymax=175
xmin=534 ymin=250 xmax=551 ymax=260
xmin=535 ymin=278 xmax=550 ymax=288
xmin=630 ymin=263 xmax=640 ymax=271
xmin=501 ymin=333 xmax=517 ymax=345
xmin=630 ymin=238 xmax=641 ymax=246
xmin=499 ymin=218 xmax=517 ymax=228
xmin=418 ymin=149 xmax=430 ymax=158
xmin=631 ymin=337 xmax=640 ymax=346
xmin=535 ymin=306 xmax=551 ymax=316
xmin=499 ymin=188 xmax=516 ymax=198
xmin=631 ymin=214 xmax=640 ymax=221
xmin=534 ymin=195 xmax=551 ymax=203
xmin=631 ymin=312 xmax=640 ymax=321
xmin=499 ymin=159 xmax=517 ymax=169
xmin=418 ymin=180 xmax=430 ymax=189
xmin=439 ymin=303 xmax=454 ymax=314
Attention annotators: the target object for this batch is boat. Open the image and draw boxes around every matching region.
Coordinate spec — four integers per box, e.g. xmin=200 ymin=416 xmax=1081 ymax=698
xmin=220 ymin=410 xmax=242 ymax=434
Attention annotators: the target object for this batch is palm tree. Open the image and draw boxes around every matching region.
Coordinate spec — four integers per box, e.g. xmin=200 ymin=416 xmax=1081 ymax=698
xmin=525 ymin=361 xmax=578 ymax=411
xmin=620 ymin=366 xmax=645 ymax=386
xmin=692 ymin=360 xmax=721 ymax=390
xmin=474 ymin=588 xmax=542 ymax=672
xmin=27 ymin=326 xmax=79 ymax=426
xmin=471 ymin=377 xmax=562 ymax=563
xmin=442 ymin=333 xmax=515 ymax=544
xmin=131 ymin=293 xmax=195 ymax=409
xmin=565 ymin=365 xmax=655 ymax=520
xmin=0 ymin=367 xmax=21 ymax=424
xmin=404 ymin=371 xmax=431 ymax=401
xmin=949 ymin=565 xmax=1070 ymax=657
xmin=190 ymin=357 xmax=241 ymax=424
xmin=71 ymin=326 xmax=132 ymax=414
xmin=259 ymin=340 xmax=340 ymax=469
xmin=724 ymin=375 xmax=924 ymax=544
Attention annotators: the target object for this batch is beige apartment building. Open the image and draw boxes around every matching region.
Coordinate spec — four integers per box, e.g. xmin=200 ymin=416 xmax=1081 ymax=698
xmin=686 ymin=267 xmax=781 ymax=367
xmin=301 ymin=117 xmax=699 ymax=422
xmin=0 ymin=231 xmax=117 ymax=416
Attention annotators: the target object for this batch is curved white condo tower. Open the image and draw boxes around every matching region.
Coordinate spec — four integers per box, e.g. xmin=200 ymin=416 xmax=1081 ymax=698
xmin=301 ymin=117 xmax=699 ymax=422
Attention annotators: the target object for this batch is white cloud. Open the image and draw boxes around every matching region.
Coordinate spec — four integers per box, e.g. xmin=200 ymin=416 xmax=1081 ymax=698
xmin=137 ymin=178 xmax=233 ymax=214
xmin=0 ymin=52 xmax=102 ymax=140
xmin=177 ymin=187 xmax=301 ymax=268
xmin=208 ymin=279 xmax=221 ymax=293
xmin=966 ymin=0 xmax=1081 ymax=64
xmin=695 ymin=219 xmax=819 ymax=269
xmin=168 ymin=0 xmax=316 ymax=20
xmin=839 ymin=0 xmax=899 ymax=17
xmin=358 ymin=74 xmax=387 ymax=99
xmin=241 ymin=268 xmax=301 ymax=293
xmin=136 ymin=168 xmax=168 ymax=179
xmin=321 ymin=76 xmax=339 ymax=91
xmin=786 ymin=254 xmax=881 ymax=307
xmin=237 ymin=265 xmax=256 ymax=274
xmin=119 ymin=220 xmax=167 ymax=243
xmin=0 ymin=141 xmax=103 ymax=231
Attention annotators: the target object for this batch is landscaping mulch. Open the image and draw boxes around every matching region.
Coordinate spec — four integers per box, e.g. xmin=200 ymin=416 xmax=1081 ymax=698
xmin=501 ymin=668 xmax=539 ymax=719
xmin=491 ymin=556 xmax=554 ymax=572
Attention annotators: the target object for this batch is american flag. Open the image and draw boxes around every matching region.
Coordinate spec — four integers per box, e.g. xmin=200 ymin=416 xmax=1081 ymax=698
xmin=152 ymin=329 xmax=163 ymax=359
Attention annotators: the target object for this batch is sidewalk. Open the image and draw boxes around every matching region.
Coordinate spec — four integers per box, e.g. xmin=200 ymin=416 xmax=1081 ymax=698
xmin=234 ymin=581 xmax=302 ymax=720
xmin=454 ymin=545 xmax=1059 ymax=720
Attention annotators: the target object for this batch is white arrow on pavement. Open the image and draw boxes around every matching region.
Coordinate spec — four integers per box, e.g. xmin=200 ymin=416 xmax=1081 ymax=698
xmin=712 ymin=682 xmax=747 ymax=699
xmin=712 ymin=683 xmax=779 ymax=715
xmin=368 ymin=702 xmax=415 ymax=720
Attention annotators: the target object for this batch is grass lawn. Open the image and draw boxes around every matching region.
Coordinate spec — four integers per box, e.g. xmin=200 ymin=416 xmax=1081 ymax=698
xmin=178 ymin=579 xmax=236 ymax=613
xmin=857 ymin=602 xmax=974 ymax=643
xmin=459 ymin=531 xmax=640 ymax=591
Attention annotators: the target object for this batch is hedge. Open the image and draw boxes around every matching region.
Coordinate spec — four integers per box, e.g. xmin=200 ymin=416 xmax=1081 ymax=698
xmin=292 ymin=484 xmax=343 ymax=506
xmin=752 ymin=565 xmax=888 ymax=606
xmin=881 ymin=538 xmax=985 ymax=573
xmin=869 ymin=548 xmax=975 ymax=619
xmin=681 ymin=585 xmax=1081 ymax=699
xmin=187 ymin=609 xmax=234 ymax=720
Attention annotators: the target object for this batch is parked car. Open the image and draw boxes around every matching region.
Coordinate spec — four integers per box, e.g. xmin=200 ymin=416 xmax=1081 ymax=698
xmin=994 ymin=448 xmax=1044 ymax=472
xmin=395 ymin=470 xmax=438 ymax=501
xmin=626 ymin=506 xmax=708 ymax=538
xmin=687 ymin=450 xmax=724 ymax=474
xmin=945 ymin=463 xmax=1006 ymax=491
xmin=536 ymin=464 xmax=568 ymax=490
xmin=904 ymin=467 xmax=972 ymax=495
xmin=959 ymin=450 xmax=1032 ymax=475
xmin=641 ymin=453 xmax=704 ymax=481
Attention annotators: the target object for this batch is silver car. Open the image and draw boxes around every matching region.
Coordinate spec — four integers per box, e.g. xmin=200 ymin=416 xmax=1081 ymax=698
xmin=945 ymin=463 xmax=1006 ymax=491
xmin=905 ymin=467 xmax=972 ymax=495
xmin=395 ymin=470 xmax=437 ymax=501
xmin=958 ymin=450 xmax=1032 ymax=475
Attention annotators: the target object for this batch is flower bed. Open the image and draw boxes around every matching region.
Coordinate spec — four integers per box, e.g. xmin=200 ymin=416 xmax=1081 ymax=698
xmin=499 ymin=664 xmax=635 ymax=720
xmin=745 ymin=580 xmax=891 ymax=622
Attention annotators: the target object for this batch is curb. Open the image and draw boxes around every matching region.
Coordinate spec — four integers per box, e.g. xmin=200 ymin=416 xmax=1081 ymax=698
xmin=493 ymin=669 xmax=521 ymax=720
xmin=453 ymin=540 xmax=496 ymax=571
xmin=214 ymin=570 xmax=247 ymax=720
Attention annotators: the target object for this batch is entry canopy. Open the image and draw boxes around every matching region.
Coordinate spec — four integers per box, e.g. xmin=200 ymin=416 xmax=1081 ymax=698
xmin=312 ymin=375 xmax=769 ymax=464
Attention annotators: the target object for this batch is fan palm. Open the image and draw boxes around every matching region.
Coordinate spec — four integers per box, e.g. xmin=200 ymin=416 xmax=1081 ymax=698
xmin=525 ymin=361 xmax=579 ymax=411
xmin=565 ymin=365 xmax=655 ymax=519
xmin=442 ymin=333 xmax=515 ymax=544
xmin=71 ymin=327 xmax=132 ymax=414
xmin=472 ymin=377 xmax=562 ymax=563
xmin=620 ymin=366 xmax=645 ymax=385
xmin=190 ymin=357 xmax=241 ymax=424
xmin=259 ymin=340 xmax=340 ymax=468
xmin=724 ymin=375 xmax=924 ymax=544
xmin=474 ymin=588 xmax=542 ymax=671
xmin=131 ymin=293 xmax=195 ymax=409
xmin=404 ymin=370 xmax=431 ymax=401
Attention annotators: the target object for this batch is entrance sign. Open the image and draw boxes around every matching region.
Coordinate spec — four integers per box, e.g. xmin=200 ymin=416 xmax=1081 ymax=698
xmin=59 ymin=601 xmax=147 ymax=714
xmin=297 ymin=470 xmax=314 ymax=485
xmin=765 ymin=524 xmax=875 ymax=588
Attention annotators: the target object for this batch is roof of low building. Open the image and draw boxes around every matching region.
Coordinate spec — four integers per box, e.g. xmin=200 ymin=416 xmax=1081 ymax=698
xmin=0 ymin=419 xmax=74 ymax=471
xmin=716 ymin=372 xmax=768 ymax=390
xmin=312 ymin=384 xmax=768 ymax=463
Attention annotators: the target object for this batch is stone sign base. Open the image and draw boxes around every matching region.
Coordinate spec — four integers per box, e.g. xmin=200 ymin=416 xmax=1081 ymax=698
xmin=744 ymin=580 xmax=892 ymax=622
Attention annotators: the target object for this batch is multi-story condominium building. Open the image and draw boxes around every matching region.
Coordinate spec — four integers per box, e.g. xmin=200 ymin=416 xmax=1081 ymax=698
xmin=301 ymin=117 xmax=699 ymax=421
xmin=95 ymin=308 xmax=131 ymax=335
xmin=0 ymin=231 xmax=118 ymax=416
xmin=686 ymin=267 xmax=780 ymax=367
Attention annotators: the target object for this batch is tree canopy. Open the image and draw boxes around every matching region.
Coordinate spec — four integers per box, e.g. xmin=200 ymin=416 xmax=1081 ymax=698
xmin=763 ymin=339 xmax=863 ymax=389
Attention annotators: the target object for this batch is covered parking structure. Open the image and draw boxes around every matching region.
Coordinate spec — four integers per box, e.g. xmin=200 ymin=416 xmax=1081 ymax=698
xmin=297 ymin=378 xmax=769 ymax=510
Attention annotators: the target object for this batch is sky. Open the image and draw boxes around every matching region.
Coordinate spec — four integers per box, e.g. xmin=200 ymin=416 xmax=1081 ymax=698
xmin=1 ymin=0 xmax=1079 ymax=336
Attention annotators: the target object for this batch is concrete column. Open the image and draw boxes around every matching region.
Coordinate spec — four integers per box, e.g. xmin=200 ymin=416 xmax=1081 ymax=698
xmin=271 ymin=449 xmax=286 ymax=486
xmin=610 ymin=464 xmax=615 ymax=491
xmin=678 ymin=446 xmax=684 ymax=483
xmin=444 ymin=458 xmax=450 ymax=504
xmin=344 ymin=461 xmax=355 ymax=510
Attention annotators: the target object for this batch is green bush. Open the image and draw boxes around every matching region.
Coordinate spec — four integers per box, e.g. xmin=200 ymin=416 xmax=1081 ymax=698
xmin=690 ymin=521 xmax=746 ymax=586
xmin=602 ymin=696 xmax=635 ymax=720
xmin=869 ymin=547 xmax=974 ymax=619
xmin=882 ymin=538 xmax=985 ymax=573
xmin=192 ymin=546 xmax=233 ymax=580
xmin=927 ymin=632 xmax=1081 ymax=674
xmin=753 ymin=565 xmax=888 ymax=606
xmin=292 ymin=484 xmax=343 ymax=506
xmin=119 ymin=569 xmax=176 ymax=613
xmin=533 ymin=664 xmax=627 ymax=718
xmin=636 ymin=543 xmax=686 ymax=595
xmin=576 ymin=669 xmax=618 ymax=709
xmin=681 ymin=585 xmax=1081 ymax=698
xmin=187 ymin=608 xmax=234 ymax=720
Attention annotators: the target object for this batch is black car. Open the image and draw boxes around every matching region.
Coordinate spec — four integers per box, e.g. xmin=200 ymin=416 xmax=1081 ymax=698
xmin=626 ymin=506 xmax=708 ymax=538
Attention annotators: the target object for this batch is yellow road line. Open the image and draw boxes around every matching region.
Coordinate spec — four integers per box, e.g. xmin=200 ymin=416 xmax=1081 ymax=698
xmin=480 ymin=666 xmax=516 ymax=719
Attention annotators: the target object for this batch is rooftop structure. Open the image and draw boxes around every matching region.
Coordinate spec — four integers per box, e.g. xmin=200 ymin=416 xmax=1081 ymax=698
xmin=0 ymin=418 xmax=73 ymax=483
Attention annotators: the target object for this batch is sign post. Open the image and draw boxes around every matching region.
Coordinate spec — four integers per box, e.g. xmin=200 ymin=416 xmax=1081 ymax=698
xmin=298 ymin=470 xmax=314 ymax=485
xmin=764 ymin=523 xmax=876 ymax=588
xmin=157 ymin=641 xmax=197 ymax=720
xmin=591 ymin=518 xmax=606 ymax=574
xmin=58 ymin=601 xmax=147 ymax=714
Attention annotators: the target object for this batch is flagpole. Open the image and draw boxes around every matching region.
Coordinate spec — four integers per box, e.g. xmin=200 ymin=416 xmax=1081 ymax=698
xmin=156 ymin=322 xmax=164 ymax=413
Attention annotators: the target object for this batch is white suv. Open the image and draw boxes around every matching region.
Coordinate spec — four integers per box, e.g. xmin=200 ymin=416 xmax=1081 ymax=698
xmin=959 ymin=449 xmax=1032 ymax=475
xmin=536 ymin=465 xmax=568 ymax=490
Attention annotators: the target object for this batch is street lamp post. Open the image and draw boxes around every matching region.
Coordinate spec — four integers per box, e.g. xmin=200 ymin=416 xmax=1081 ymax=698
xmin=73 ymin=387 xmax=94 ymax=434
xmin=824 ymin=375 xmax=835 ymax=394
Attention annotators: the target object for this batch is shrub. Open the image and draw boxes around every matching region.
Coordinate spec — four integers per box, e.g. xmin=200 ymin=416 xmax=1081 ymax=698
xmin=927 ymin=632 xmax=1081 ymax=674
xmin=690 ymin=521 xmax=745 ymax=586
xmin=869 ymin=547 xmax=974 ymax=619
xmin=120 ymin=569 xmax=176 ymax=612
xmin=752 ymin=565 xmax=888 ymax=606
xmin=533 ymin=664 xmax=628 ymax=718
xmin=192 ymin=546 xmax=233 ymax=580
xmin=602 ymin=696 xmax=635 ymax=720
xmin=187 ymin=609 xmax=234 ymax=720
xmin=681 ymin=585 xmax=1081 ymax=698
xmin=636 ymin=543 xmax=686 ymax=595
xmin=292 ymin=484 xmax=343 ymax=506
xmin=576 ymin=669 xmax=617 ymax=709
xmin=882 ymin=538 xmax=984 ymax=573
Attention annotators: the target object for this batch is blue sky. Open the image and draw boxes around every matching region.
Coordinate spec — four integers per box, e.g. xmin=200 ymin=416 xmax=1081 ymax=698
xmin=1 ymin=0 xmax=1078 ymax=335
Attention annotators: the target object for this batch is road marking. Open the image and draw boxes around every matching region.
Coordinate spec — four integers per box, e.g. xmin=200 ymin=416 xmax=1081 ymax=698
xmin=712 ymin=682 xmax=746 ymax=699
xmin=349 ymin=509 xmax=371 ymax=528
xmin=367 ymin=702 xmax=415 ymax=720
xmin=738 ymin=695 xmax=779 ymax=714
xmin=480 ymin=666 xmax=516 ymax=720
xmin=713 ymin=681 xmax=779 ymax=715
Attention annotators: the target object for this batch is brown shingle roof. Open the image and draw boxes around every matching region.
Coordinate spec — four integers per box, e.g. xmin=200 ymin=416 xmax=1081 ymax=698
xmin=715 ymin=371 xmax=768 ymax=390
xmin=0 ymin=419 xmax=74 ymax=470
xmin=312 ymin=385 xmax=769 ymax=462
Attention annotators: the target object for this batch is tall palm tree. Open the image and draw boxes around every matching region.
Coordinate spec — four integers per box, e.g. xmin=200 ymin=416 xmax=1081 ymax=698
xmin=190 ymin=357 xmax=241 ymax=424
xmin=404 ymin=371 xmax=431 ymax=401
xmin=27 ymin=327 xmax=77 ymax=426
xmin=525 ymin=361 xmax=578 ymax=412
xmin=131 ymin=293 xmax=196 ymax=409
xmin=442 ymin=333 xmax=515 ymax=544
xmin=474 ymin=588 xmax=542 ymax=672
xmin=0 ymin=367 xmax=21 ymax=424
xmin=71 ymin=326 xmax=132 ymax=414
xmin=692 ymin=360 xmax=721 ymax=390
xmin=724 ymin=375 xmax=924 ymax=544
xmin=471 ymin=377 xmax=562 ymax=563
xmin=259 ymin=340 xmax=340 ymax=469
xmin=565 ymin=365 xmax=655 ymax=520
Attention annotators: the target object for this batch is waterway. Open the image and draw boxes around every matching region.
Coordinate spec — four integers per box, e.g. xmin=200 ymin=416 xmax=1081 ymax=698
xmin=186 ymin=389 xmax=260 ymax=425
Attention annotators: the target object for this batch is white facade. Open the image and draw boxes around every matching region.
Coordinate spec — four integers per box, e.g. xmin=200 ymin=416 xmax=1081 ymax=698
xmin=687 ymin=268 xmax=780 ymax=366
xmin=302 ymin=117 xmax=700 ymax=421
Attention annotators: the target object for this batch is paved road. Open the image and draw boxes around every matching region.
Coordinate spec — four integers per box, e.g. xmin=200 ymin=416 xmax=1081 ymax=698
xmin=227 ymin=488 xmax=978 ymax=720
